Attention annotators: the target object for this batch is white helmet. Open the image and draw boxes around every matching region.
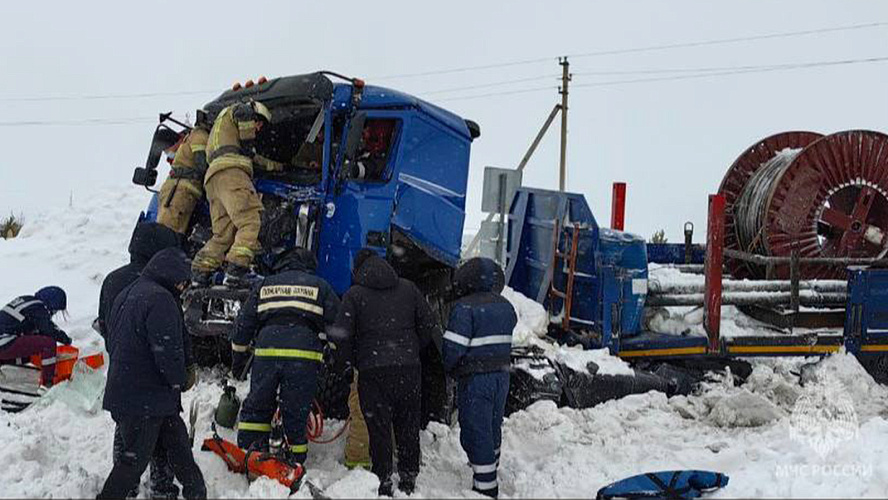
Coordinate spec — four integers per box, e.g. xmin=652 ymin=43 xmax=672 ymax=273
xmin=252 ymin=100 xmax=272 ymax=123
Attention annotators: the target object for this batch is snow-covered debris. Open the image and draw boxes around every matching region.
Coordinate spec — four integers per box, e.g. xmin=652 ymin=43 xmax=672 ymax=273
xmin=503 ymin=286 xmax=548 ymax=345
xmin=552 ymin=347 xmax=634 ymax=377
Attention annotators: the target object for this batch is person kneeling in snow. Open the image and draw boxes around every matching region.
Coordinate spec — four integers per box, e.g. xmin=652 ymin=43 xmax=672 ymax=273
xmin=444 ymin=258 xmax=517 ymax=499
xmin=98 ymin=248 xmax=206 ymax=500
xmin=0 ymin=286 xmax=71 ymax=388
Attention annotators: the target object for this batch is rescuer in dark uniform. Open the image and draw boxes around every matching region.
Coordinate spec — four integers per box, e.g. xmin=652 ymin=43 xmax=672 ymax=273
xmin=231 ymin=247 xmax=340 ymax=464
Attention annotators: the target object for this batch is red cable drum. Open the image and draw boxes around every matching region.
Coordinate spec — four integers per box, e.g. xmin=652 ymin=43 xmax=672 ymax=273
xmin=719 ymin=130 xmax=888 ymax=279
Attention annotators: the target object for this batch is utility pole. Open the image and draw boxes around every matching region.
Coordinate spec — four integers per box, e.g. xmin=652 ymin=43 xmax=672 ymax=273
xmin=558 ymin=56 xmax=571 ymax=192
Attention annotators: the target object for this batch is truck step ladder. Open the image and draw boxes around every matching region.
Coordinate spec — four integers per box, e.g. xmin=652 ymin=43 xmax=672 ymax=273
xmin=548 ymin=218 xmax=581 ymax=330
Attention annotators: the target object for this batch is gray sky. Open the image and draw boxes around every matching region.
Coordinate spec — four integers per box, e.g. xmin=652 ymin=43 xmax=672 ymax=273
xmin=1 ymin=0 xmax=886 ymax=242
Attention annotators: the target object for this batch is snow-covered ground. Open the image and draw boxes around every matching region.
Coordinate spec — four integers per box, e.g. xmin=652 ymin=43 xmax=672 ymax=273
xmin=1 ymin=186 xmax=887 ymax=498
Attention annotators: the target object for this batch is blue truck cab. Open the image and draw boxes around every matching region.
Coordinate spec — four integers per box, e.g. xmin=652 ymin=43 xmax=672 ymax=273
xmin=136 ymin=71 xmax=479 ymax=338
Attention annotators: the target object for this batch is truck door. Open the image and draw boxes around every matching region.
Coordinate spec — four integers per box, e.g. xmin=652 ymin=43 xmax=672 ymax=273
xmin=318 ymin=112 xmax=404 ymax=293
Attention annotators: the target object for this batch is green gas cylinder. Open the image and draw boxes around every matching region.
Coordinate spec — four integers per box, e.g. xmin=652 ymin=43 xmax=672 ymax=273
xmin=214 ymin=380 xmax=241 ymax=429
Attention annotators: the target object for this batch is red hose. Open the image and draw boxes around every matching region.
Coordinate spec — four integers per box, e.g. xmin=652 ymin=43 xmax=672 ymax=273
xmin=272 ymin=400 xmax=350 ymax=445
xmin=306 ymin=399 xmax=350 ymax=444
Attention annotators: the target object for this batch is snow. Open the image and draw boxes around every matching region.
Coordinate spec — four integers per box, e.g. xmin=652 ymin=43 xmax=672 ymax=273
xmin=1 ymin=187 xmax=888 ymax=498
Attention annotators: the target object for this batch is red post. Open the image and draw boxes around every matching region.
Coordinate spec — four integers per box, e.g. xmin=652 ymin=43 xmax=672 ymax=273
xmin=611 ymin=182 xmax=626 ymax=230
xmin=703 ymin=194 xmax=725 ymax=353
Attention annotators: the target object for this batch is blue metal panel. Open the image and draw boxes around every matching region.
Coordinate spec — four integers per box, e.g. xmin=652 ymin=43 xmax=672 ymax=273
xmin=390 ymin=113 xmax=470 ymax=267
xmin=619 ymin=332 xmax=710 ymax=351
xmin=506 ymin=188 xmax=600 ymax=326
xmin=598 ymin=229 xmax=648 ymax=336
xmin=647 ymin=243 xmax=705 ymax=264
xmin=845 ymin=268 xmax=888 ymax=354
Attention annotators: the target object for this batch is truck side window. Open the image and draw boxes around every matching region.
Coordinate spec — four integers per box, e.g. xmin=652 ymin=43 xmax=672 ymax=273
xmin=352 ymin=119 xmax=397 ymax=182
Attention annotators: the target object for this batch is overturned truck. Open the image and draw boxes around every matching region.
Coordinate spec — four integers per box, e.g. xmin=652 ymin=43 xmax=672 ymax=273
xmin=133 ymin=71 xmax=480 ymax=420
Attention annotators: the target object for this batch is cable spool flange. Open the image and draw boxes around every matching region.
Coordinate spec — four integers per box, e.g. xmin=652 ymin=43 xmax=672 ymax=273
xmin=719 ymin=131 xmax=823 ymax=278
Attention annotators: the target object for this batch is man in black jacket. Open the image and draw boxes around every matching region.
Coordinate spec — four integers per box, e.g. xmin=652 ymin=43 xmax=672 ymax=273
xmin=232 ymin=247 xmax=339 ymax=464
xmin=332 ymin=249 xmax=440 ymax=496
xmin=96 ymin=221 xmax=189 ymax=500
xmin=98 ymin=248 xmax=206 ymax=500
xmin=96 ymin=221 xmax=180 ymax=337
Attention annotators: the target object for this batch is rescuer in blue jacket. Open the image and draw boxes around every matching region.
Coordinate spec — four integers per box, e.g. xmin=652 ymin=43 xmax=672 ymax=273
xmin=443 ymin=258 xmax=516 ymax=499
xmin=0 ymin=286 xmax=71 ymax=388
xmin=232 ymin=247 xmax=340 ymax=464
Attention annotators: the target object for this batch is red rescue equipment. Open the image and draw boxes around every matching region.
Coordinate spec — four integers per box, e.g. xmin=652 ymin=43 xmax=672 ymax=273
xmin=201 ymin=430 xmax=305 ymax=493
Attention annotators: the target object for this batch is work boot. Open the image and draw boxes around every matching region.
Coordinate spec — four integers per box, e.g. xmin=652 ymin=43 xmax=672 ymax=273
xmin=191 ymin=269 xmax=213 ymax=287
xmin=398 ymin=473 xmax=416 ymax=496
xmin=223 ymin=264 xmax=250 ymax=288
xmin=473 ymin=485 xmax=498 ymax=499
xmin=377 ymin=477 xmax=393 ymax=497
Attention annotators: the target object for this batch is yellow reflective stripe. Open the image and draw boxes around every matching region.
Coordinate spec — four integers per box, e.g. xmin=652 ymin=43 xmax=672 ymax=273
xmin=230 ymin=246 xmax=255 ymax=258
xmin=179 ymin=180 xmax=203 ymax=197
xmin=253 ymin=348 xmax=323 ymax=361
xmin=190 ymin=143 xmax=206 ymax=152
xmin=210 ymin=155 xmax=253 ymax=170
xmin=237 ymin=121 xmax=256 ymax=131
xmin=618 ymin=346 xmax=708 ymax=358
xmin=238 ymin=422 xmax=272 ymax=432
xmin=231 ymin=343 xmax=250 ymax=353
xmin=289 ymin=443 xmax=308 ymax=453
xmin=727 ymin=345 xmax=839 ymax=355
xmin=257 ymin=300 xmax=323 ymax=315
xmin=861 ymin=345 xmax=888 ymax=352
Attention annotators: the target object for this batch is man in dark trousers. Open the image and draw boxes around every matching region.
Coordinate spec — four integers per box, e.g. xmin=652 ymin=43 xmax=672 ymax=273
xmin=332 ymin=249 xmax=440 ymax=496
xmin=96 ymin=220 xmax=190 ymax=500
xmin=443 ymin=258 xmax=516 ymax=499
xmin=98 ymin=247 xmax=206 ymax=500
xmin=0 ymin=286 xmax=71 ymax=388
xmin=232 ymin=247 xmax=339 ymax=465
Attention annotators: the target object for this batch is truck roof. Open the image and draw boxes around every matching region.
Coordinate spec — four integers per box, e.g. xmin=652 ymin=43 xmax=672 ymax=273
xmin=204 ymin=71 xmax=475 ymax=140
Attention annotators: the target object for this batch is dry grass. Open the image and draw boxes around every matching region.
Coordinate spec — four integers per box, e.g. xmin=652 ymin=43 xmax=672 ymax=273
xmin=0 ymin=213 xmax=23 ymax=239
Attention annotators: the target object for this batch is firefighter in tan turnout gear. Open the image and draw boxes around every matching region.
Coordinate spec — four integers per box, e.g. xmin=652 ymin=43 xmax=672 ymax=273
xmin=192 ymin=100 xmax=280 ymax=287
xmin=156 ymin=110 xmax=211 ymax=235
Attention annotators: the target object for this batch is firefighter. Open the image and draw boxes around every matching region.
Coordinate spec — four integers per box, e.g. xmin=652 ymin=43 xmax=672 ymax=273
xmin=191 ymin=100 xmax=280 ymax=287
xmin=156 ymin=110 xmax=211 ymax=235
xmin=0 ymin=286 xmax=71 ymax=388
xmin=443 ymin=258 xmax=517 ymax=499
xmin=232 ymin=247 xmax=340 ymax=464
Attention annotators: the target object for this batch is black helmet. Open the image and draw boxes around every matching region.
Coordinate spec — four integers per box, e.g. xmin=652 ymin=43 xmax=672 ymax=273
xmin=272 ymin=247 xmax=317 ymax=273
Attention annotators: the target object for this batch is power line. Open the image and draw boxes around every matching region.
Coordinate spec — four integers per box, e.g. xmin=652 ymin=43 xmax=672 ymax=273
xmin=0 ymin=89 xmax=217 ymax=103
xmin=0 ymin=117 xmax=156 ymax=127
xmin=439 ymin=54 xmax=888 ymax=102
xmin=437 ymin=86 xmax=556 ymax=103
xmin=569 ymin=21 xmax=888 ymax=60
xmin=3 ymin=54 xmax=887 ymax=124
xmin=417 ymin=75 xmax=558 ymax=95
xmin=371 ymin=56 xmax=554 ymax=81
xmin=372 ymin=20 xmax=888 ymax=81
xmin=572 ymin=55 xmax=888 ymax=88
